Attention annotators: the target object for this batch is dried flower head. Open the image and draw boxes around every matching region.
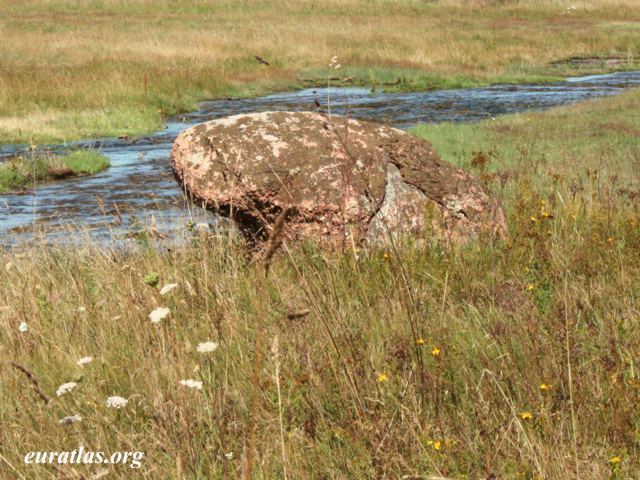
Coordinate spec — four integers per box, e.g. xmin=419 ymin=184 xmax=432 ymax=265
xmin=144 ymin=272 xmax=160 ymax=287
xmin=159 ymin=283 xmax=178 ymax=296
xmin=59 ymin=414 xmax=83 ymax=425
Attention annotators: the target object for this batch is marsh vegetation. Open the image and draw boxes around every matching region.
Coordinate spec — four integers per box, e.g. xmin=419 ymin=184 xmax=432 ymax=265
xmin=0 ymin=150 xmax=110 ymax=193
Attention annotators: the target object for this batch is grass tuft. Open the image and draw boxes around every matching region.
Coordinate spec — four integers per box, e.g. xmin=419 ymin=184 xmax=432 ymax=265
xmin=61 ymin=150 xmax=111 ymax=175
xmin=0 ymin=150 xmax=110 ymax=192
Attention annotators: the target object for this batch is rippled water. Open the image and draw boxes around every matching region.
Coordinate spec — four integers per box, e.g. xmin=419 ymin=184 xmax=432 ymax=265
xmin=1 ymin=70 xmax=640 ymax=247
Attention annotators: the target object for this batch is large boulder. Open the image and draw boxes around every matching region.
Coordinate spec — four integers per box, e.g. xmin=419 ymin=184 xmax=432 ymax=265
xmin=171 ymin=111 xmax=506 ymax=246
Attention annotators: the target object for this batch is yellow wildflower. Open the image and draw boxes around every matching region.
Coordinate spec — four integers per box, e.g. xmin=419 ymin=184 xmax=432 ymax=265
xmin=609 ymin=456 xmax=621 ymax=465
xmin=377 ymin=372 xmax=388 ymax=383
xmin=527 ymin=283 xmax=536 ymax=291
xmin=520 ymin=411 xmax=533 ymax=421
xmin=539 ymin=383 xmax=550 ymax=392
xmin=530 ymin=215 xmax=538 ymax=223
xmin=431 ymin=347 xmax=441 ymax=358
xmin=416 ymin=338 xmax=425 ymax=346
xmin=426 ymin=439 xmax=443 ymax=451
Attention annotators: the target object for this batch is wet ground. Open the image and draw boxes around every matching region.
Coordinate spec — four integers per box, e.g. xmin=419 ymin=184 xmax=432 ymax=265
xmin=1 ymin=70 xmax=640 ymax=247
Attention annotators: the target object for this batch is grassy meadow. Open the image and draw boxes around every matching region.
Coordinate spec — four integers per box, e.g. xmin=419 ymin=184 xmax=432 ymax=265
xmin=2 ymin=0 xmax=640 ymax=479
xmin=1 ymin=0 xmax=640 ymax=143
xmin=2 ymin=83 xmax=640 ymax=478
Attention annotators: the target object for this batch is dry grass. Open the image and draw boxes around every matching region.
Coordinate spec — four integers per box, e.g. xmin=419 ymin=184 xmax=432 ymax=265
xmin=1 ymin=0 xmax=640 ymax=142
xmin=1 ymin=85 xmax=639 ymax=479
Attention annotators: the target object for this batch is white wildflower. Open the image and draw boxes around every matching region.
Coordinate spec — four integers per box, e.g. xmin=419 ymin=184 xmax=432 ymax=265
xmin=225 ymin=451 xmax=234 ymax=460
xmin=106 ymin=396 xmax=128 ymax=409
xmin=91 ymin=469 xmax=110 ymax=480
xmin=159 ymin=283 xmax=178 ymax=296
xmin=77 ymin=356 xmax=93 ymax=366
xmin=77 ymin=306 xmax=86 ymax=313
xmin=18 ymin=322 xmax=28 ymax=333
xmin=179 ymin=379 xmax=203 ymax=390
xmin=196 ymin=341 xmax=219 ymax=353
xmin=59 ymin=414 xmax=83 ymax=425
xmin=149 ymin=307 xmax=170 ymax=324
xmin=56 ymin=382 xmax=78 ymax=397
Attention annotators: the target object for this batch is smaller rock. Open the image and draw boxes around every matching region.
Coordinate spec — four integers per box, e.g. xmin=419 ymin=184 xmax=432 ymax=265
xmin=47 ymin=167 xmax=74 ymax=179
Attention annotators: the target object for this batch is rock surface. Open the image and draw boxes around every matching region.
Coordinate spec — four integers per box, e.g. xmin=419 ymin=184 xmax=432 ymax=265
xmin=171 ymin=111 xmax=506 ymax=245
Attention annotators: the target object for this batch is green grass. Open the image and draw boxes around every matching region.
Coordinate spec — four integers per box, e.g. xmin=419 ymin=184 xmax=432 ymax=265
xmin=1 ymin=84 xmax=640 ymax=479
xmin=0 ymin=150 xmax=110 ymax=192
xmin=61 ymin=150 xmax=111 ymax=175
xmin=2 ymin=0 xmax=640 ymax=143
xmin=301 ymin=65 xmax=569 ymax=92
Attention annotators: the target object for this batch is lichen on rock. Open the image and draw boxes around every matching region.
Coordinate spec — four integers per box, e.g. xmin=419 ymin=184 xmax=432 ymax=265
xmin=170 ymin=111 xmax=506 ymax=246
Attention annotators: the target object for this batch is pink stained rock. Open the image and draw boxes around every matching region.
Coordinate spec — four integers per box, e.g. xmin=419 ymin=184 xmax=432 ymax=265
xmin=171 ymin=111 xmax=506 ymax=246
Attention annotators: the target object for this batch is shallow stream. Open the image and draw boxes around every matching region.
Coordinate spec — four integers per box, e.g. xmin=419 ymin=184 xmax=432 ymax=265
xmin=1 ymin=71 xmax=639 ymax=247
